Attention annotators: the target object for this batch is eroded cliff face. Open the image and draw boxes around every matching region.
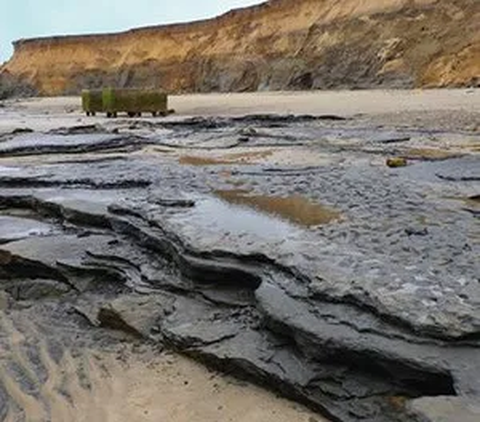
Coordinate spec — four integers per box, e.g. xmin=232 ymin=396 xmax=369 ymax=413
xmin=1 ymin=0 xmax=479 ymax=96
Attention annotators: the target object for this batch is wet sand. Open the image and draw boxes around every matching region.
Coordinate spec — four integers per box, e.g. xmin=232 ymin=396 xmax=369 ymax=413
xmin=74 ymin=350 xmax=321 ymax=422
xmin=2 ymin=348 xmax=323 ymax=422
xmin=0 ymin=309 xmax=325 ymax=422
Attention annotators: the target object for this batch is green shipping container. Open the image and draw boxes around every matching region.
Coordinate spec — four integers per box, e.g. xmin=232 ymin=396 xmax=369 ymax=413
xmin=102 ymin=88 xmax=168 ymax=118
xmin=81 ymin=89 xmax=103 ymax=116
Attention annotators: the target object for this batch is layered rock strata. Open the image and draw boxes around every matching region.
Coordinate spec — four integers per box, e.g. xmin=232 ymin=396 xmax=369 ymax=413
xmin=0 ymin=113 xmax=479 ymax=421
xmin=1 ymin=0 xmax=479 ymax=96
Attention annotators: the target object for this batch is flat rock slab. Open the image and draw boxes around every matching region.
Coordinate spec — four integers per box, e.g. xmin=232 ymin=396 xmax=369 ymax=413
xmin=138 ymin=190 xmax=480 ymax=340
xmin=0 ymin=111 xmax=479 ymax=422
xmin=409 ymin=397 xmax=480 ymax=422
xmin=0 ymin=133 xmax=146 ymax=156
xmin=98 ymin=293 xmax=176 ymax=338
xmin=0 ymin=215 xmax=56 ymax=243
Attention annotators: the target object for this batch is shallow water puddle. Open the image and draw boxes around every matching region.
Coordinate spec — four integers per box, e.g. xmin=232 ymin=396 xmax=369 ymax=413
xmin=179 ymin=155 xmax=231 ymax=165
xmin=0 ymin=208 xmax=43 ymax=219
xmin=215 ymin=190 xmax=341 ymax=227
xmin=0 ymin=215 xmax=55 ymax=243
xmin=181 ymin=193 xmax=298 ymax=241
xmin=0 ymin=165 xmax=23 ymax=175
xmin=459 ymin=142 xmax=480 ymax=152
xmin=447 ymin=195 xmax=480 ymax=208
xmin=463 ymin=195 xmax=480 ymax=211
xmin=402 ymin=148 xmax=461 ymax=161
xmin=179 ymin=150 xmax=273 ymax=166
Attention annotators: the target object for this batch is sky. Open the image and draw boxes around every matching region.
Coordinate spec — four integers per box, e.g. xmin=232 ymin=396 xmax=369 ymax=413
xmin=0 ymin=0 xmax=264 ymax=63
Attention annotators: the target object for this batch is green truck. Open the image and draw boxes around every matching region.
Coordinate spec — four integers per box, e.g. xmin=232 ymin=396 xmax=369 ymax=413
xmin=81 ymin=88 xmax=170 ymax=118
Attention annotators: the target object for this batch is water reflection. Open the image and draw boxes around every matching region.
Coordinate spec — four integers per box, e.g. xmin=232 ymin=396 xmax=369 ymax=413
xmin=179 ymin=150 xmax=273 ymax=166
xmin=215 ymin=190 xmax=341 ymax=227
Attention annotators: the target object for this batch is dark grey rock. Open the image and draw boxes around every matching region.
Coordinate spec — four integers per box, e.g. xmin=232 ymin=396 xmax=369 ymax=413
xmin=0 ymin=133 xmax=148 ymax=157
xmin=408 ymin=397 xmax=480 ymax=422
xmin=3 ymin=279 xmax=71 ymax=301
xmin=0 ymin=116 xmax=479 ymax=422
xmin=0 ymin=71 xmax=37 ymax=99
xmin=98 ymin=293 xmax=175 ymax=338
xmin=0 ymin=216 xmax=55 ymax=243
xmin=0 ymin=291 xmax=11 ymax=310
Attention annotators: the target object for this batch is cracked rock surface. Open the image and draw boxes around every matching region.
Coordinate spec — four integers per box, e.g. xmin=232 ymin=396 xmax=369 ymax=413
xmin=0 ymin=103 xmax=479 ymax=422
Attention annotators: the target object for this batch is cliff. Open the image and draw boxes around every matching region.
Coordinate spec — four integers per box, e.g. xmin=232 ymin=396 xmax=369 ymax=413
xmin=1 ymin=0 xmax=479 ymax=96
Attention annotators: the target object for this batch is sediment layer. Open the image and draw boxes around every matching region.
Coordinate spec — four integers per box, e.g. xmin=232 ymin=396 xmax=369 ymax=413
xmin=1 ymin=0 xmax=479 ymax=96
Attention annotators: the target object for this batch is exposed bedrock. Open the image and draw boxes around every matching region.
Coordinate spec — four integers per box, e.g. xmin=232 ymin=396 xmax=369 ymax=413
xmin=0 ymin=70 xmax=37 ymax=99
xmin=1 ymin=0 xmax=479 ymax=96
xmin=0 ymin=116 xmax=479 ymax=421
xmin=0 ymin=188 xmax=477 ymax=421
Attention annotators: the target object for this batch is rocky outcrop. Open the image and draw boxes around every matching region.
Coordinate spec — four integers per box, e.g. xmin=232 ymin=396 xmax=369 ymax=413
xmin=1 ymin=0 xmax=479 ymax=96
xmin=0 ymin=114 xmax=479 ymax=421
xmin=0 ymin=69 xmax=37 ymax=99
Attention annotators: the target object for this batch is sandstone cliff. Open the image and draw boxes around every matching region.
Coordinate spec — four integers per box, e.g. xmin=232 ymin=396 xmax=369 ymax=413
xmin=1 ymin=0 xmax=479 ymax=96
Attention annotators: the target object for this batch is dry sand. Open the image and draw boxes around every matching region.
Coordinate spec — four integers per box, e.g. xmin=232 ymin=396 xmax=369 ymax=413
xmin=1 ymin=89 xmax=479 ymax=134
xmin=169 ymin=89 xmax=480 ymax=116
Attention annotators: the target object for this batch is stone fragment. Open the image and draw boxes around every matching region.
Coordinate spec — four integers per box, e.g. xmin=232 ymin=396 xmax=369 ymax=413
xmin=408 ymin=396 xmax=480 ymax=422
xmin=386 ymin=157 xmax=408 ymax=167
xmin=98 ymin=293 xmax=175 ymax=338
xmin=0 ymin=291 xmax=11 ymax=310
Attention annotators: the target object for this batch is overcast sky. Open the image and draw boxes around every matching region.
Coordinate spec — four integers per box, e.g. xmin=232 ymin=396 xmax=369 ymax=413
xmin=0 ymin=0 xmax=264 ymax=63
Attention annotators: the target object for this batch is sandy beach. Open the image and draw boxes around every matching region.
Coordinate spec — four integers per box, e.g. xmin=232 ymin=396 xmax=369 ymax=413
xmin=1 ymin=89 xmax=479 ymax=133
